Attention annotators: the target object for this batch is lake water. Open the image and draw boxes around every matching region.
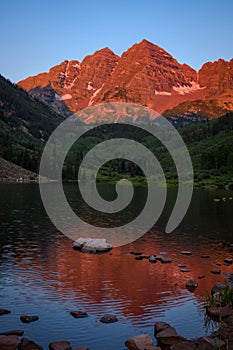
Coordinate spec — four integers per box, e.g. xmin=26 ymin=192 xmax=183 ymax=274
xmin=0 ymin=183 xmax=233 ymax=349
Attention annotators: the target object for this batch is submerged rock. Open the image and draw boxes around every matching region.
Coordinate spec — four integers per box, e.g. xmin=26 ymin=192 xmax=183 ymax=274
xmin=18 ymin=338 xmax=44 ymax=350
xmin=100 ymin=314 xmax=118 ymax=323
xmin=49 ymin=341 xmax=72 ymax=350
xmin=20 ymin=315 xmax=39 ymax=323
xmin=73 ymin=238 xmax=112 ymax=253
xmin=125 ymin=334 xmax=160 ymax=350
xmin=185 ymin=278 xmax=198 ymax=292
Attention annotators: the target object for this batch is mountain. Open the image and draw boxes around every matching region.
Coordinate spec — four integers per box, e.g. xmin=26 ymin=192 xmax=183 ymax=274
xmin=0 ymin=74 xmax=64 ymax=171
xmin=18 ymin=39 xmax=233 ymax=123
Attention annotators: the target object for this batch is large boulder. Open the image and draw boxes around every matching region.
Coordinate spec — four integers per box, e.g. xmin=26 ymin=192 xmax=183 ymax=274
xmin=0 ymin=335 xmax=19 ymax=350
xmin=125 ymin=334 xmax=161 ymax=350
xmin=73 ymin=238 xmax=112 ymax=253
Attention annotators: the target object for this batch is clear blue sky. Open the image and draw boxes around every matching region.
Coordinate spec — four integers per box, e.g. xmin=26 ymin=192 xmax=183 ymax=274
xmin=1 ymin=0 xmax=233 ymax=82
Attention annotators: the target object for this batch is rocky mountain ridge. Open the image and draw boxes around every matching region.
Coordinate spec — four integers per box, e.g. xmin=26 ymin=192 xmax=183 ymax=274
xmin=18 ymin=39 xmax=233 ymax=123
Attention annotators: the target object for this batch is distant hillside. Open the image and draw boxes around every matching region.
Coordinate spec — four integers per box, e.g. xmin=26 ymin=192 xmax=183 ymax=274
xmin=0 ymin=74 xmax=64 ymax=171
xmin=0 ymin=156 xmax=38 ymax=182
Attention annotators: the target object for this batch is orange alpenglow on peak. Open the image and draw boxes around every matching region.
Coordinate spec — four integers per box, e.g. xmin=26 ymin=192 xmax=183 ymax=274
xmin=18 ymin=40 xmax=233 ymax=123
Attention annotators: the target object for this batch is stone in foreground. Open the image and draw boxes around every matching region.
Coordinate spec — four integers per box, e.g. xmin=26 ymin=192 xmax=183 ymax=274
xmin=20 ymin=315 xmax=39 ymax=323
xmin=0 ymin=335 xmax=19 ymax=350
xmin=185 ymin=278 xmax=198 ymax=292
xmin=73 ymin=238 xmax=112 ymax=253
xmin=125 ymin=334 xmax=161 ymax=350
xmin=70 ymin=311 xmax=88 ymax=318
xmin=18 ymin=338 xmax=44 ymax=350
xmin=156 ymin=327 xmax=185 ymax=346
xmin=100 ymin=314 xmax=118 ymax=323
xmin=49 ymin=341 xmax=72 ymax=350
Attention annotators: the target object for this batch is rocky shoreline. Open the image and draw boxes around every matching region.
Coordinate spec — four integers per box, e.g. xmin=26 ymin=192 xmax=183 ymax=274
xmin=1 ymin=280 xmax=233 ymax=350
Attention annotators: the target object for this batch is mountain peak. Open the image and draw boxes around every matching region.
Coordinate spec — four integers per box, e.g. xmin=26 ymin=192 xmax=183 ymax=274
xmin=18 ymin=40 xmax=233 ymax=120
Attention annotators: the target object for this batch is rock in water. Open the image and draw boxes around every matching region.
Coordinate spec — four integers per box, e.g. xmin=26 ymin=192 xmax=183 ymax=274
xmin=125 ymin=334 xmax=161 ymax=350
xmin=73 ymin=238 xmax=112 ymax=253
xmin=100 ymin=314 xmax=118 ymax=323
xmin=20 ymin=315 xmax=39 ymax=323
xmin=149 ymin=255 xmax=157 ymax=263
xmin=0 ymin=308 xmax=11 ymax=316
xmin=70 ymin=311 xmax=88 ymax=318
xmin=0 ymin=330 xmax=24 ymax=336
xmin=185 ymin=278 xmax=198 ymax=292
xmin=49 ymin=341 xmax=72 ymax=350
xmin=18 ymin=338 xmax=44 ymax=350
xmin=180 ymin=251 xmax=192 ymax=255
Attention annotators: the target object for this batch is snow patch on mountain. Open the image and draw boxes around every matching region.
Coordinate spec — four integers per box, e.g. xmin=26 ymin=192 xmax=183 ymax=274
xmin=173 ymin=82 xmax=206 ymax=95
xmin=155 ymin=90 xmax=171 ymax=96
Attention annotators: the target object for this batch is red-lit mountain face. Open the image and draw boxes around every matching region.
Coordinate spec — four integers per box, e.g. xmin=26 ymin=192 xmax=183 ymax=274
xmin=18 ymin=40 xmax=233 ymax=123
